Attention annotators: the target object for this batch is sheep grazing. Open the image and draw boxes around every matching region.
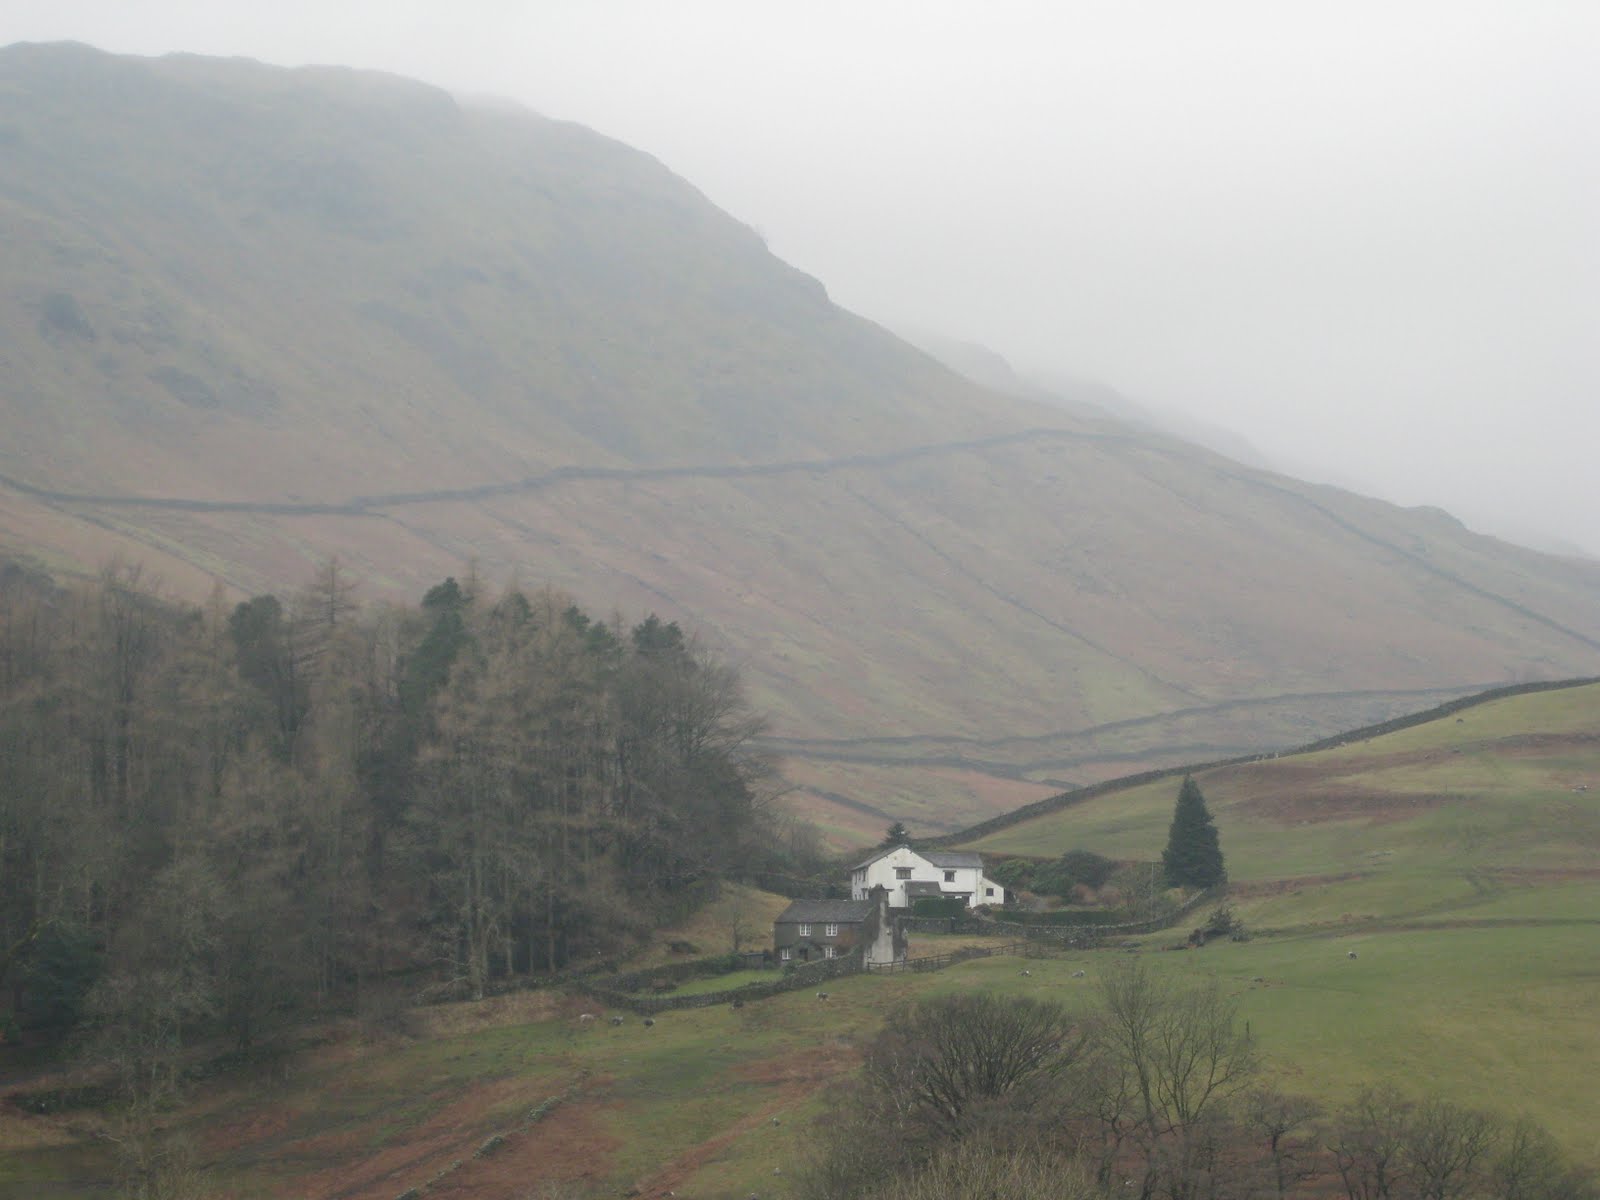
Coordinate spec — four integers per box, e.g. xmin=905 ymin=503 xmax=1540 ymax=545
xmin=643 ymin=1017 xmax=656 ymax=1028
xmin=771 ymin=1116 xmax=781 ymax=1126
xmin=611 ymin=1015 xmax=626 ymax=1026
xmin=1071 ymin=970 xmax=1087 ymax=979
xmin=577 ymin=1012 xmax=596 ymax=1024
xmin=1347 ymin=950 xmax=1358 ymax=959
xmin=1020 ymin=969 xmax=1032 ymax=977
xmin=816 ymin=991 xmax=829 ymax=1000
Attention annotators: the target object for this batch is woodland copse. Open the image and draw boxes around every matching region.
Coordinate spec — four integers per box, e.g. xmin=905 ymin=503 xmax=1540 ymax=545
xmin=0 ymin=559 xmax=805 ymax=1074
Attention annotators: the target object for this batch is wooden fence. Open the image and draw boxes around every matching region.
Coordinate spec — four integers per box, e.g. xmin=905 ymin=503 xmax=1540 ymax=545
xmin=864 ymin=940 xmax=1033 ymax=974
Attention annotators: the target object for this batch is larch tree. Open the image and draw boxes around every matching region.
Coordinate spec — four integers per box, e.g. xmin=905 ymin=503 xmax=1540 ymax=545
xmin=1 ymin=561 xmax=786 ymax=1044
xmin=1161 ymin=775 xmax=1226 ymax=889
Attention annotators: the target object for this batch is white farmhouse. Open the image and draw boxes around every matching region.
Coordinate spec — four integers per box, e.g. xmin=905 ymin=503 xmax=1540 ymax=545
xmin=850 ymin=845 xmax=1004 ymax=910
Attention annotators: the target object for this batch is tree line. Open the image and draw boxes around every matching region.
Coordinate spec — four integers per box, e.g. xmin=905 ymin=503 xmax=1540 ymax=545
xmin=0 ymin=559 xmax=800 ymax=1063
xmin=799 ymin=962 xmax=1593 ymax=1200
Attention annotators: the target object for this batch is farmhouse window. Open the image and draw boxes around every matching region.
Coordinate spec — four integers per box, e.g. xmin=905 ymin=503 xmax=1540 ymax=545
xmin=780 ymin=947 xmax=792 ymax=961
xmin=944 ymin=870 xmax=956 ymax=882
xmin=825 ymin=923 xmax=839 ymax=937
xmin=985 ymin=887 xmax=995 ymax=897
xmin=895 ymin=867 xmax=912 ymax=879
xmin=824 ymin=946 xmax=837 ymax=959
xmin=798 ymin=923 xmax=811 ymax=937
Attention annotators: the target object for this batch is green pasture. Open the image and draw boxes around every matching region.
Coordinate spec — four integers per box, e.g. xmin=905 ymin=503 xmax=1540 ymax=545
xmin=7 ymin=919 xmax=1599 ymax=1198
xmin=6 ymin=683 xmax=1596 ymax=1197
xmin=968 ymin=683 xmax=1600 ymax=934
xmin=942 ymin=680 xmax=1600 ymax=1170
xmin=866 ymin=933 xmax=1600 ymax=1165
xmin=653 ymin=968 xmax=776 ymax=996
xmin=1129 ymin=927 xmax=1600 ymax=1166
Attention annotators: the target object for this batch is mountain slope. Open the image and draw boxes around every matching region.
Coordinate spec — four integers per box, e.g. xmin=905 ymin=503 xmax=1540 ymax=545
xmin=3 ymin=42 xmax=1600 ymax=822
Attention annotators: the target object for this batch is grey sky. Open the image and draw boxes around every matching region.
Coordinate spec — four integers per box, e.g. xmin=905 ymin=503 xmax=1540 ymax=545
xmin=6 ymin=1 xmax=1597 ymax=555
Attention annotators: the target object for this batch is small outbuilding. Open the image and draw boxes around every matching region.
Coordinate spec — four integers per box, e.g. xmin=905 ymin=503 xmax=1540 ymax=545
xmin=773 ymin=885 xmax=905 ymax=967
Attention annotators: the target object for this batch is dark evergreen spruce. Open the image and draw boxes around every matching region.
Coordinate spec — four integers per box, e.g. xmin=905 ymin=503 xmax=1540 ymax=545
xmin=1161 ymin=775 xmax=1227 ymax=888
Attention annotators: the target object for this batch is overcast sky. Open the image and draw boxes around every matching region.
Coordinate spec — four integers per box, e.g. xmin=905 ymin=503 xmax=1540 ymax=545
xmin=5 ymin=1 xmax=1598 ymax=555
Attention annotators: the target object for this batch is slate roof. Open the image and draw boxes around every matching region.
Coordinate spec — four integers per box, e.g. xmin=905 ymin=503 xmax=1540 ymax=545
xmin=903 ymin=880 xmax=944 ymax=898
xmin=852 ymin=845 xmax=904 ymax=871
xmin=775 ymin=899 xmax=874 ymax=925
xmin=853 ymin=845 xmax=987 ymax=871
xmin=922 ymin=851 xmax=984 ymax=869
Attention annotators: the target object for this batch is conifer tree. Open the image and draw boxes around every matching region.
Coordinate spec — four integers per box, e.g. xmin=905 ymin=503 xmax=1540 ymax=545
xmin=1161 ymin=775 xmax=1226 ymax=888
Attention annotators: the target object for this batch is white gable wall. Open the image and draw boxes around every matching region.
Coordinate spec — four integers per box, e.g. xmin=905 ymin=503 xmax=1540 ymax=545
xmin=851 ymin=847 xmax=1002 ymax=909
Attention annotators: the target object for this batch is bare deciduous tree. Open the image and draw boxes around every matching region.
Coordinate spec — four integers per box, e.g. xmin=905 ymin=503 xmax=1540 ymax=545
xmin=1403 ymin=1097 xmax=1497 ymax=1200
xmin=799 ymin=992 xmax=1087 ymax=1200
xmin=1329 ymin=1084 xmax=1412 ymax=1200
xmin=1492 ymin=1115 xmax=1600 ymax=1200
xmin=877 ymin=1136 xmax=1100 ymax=1200
xmin=1244 ymin=1087 xmax=1324 ymax=1198
xmin=1087 ymin=959 xmax=1259 ymax=1198
xmin=863 ymin=992 xmax=1088 ymax=1140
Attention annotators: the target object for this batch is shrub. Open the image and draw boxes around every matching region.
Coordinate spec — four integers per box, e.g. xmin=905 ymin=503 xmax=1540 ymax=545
xmin=910 ymin=896 xmax=965 ymax=919
xmin=987 ymin=858 xmax=1036 ymax=890
xmin=1033 ymin=849 xmax=1118 ymax=900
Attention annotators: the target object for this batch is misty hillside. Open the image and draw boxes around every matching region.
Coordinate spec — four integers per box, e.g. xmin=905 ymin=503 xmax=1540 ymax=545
xmin=898 ymin=328 xmax=1274 ymax=470
xmin=4 ymin=42 xmax=1600 ymax=825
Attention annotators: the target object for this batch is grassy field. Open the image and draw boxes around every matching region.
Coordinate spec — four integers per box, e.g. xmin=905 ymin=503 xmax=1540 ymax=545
xmin=3 ymin=927 xmax=1597 ymax=1197
xmin=958 ymin=681 xmax=1600 ymax=1163
xmin=3 ymin=683 xmax=1597 ymax=1197
xmin=968 ymin=683 xmax=1600 ymax=926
